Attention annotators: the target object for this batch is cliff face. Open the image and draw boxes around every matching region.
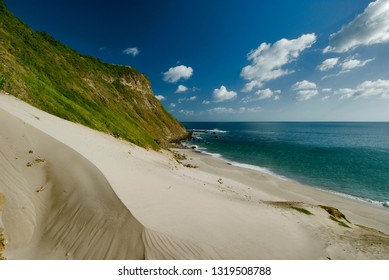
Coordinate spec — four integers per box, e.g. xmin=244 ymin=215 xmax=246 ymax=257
xmin=0 ymin=1 xmax=187 ymax=149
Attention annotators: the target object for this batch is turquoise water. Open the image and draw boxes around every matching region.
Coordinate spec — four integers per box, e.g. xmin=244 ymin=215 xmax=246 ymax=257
xmin=182 ymin=122 xmax=389 ymax=208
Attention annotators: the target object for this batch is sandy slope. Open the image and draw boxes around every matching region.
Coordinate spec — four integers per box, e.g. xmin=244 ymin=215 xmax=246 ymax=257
xmin=0 ymin=106 xmax=145 ymax=259
xmin=0 ymin=93 xmax=388 ymax=259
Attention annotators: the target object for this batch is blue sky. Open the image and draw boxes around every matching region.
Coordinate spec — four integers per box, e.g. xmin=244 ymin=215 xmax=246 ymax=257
xmin=5 ymin=0 xmax=389 ymax=121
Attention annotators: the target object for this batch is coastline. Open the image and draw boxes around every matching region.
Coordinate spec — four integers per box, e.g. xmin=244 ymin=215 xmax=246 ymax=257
xmin=183 ymin=143 xmax=389 ymax=209
xmin=1 ymin=94 xmax=389 ymax=259
xmin=174 ymin=147 xmax=389 ymax=233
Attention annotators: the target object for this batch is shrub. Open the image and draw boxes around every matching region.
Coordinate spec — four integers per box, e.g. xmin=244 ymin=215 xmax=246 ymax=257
xmin=0 ymin=76 xmax=5 ymax=89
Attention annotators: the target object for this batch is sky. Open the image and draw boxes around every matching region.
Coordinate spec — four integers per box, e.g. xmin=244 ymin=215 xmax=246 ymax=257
xmin=4 ymin=0 xmax=389 ymax=121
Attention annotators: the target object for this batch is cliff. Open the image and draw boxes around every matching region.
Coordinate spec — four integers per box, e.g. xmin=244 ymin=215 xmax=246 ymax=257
xmin=0 ymin=0 xmax=188 ymax=149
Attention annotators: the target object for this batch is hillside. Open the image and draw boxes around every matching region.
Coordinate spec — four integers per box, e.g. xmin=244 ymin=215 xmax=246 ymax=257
xmin=0 ymin=0 xmax=187 ymax=149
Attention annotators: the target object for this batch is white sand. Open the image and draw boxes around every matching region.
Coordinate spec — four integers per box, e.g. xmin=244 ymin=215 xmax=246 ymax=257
xmin=0 ymin=93 xmax=388 ymax=260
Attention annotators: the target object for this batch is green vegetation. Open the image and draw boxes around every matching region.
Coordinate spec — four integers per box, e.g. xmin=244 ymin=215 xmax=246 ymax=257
xmin=329 ymin=216 xmax=351 ymax=228
xmin=319 ymin=205 xmax=352 ymax=228
xmin=319 ymin=205 xmax=351 ymax=223
xmin=0 ymin=76 xmax=4 ymax=89
xmin=266 ymin=201 xmax=315 ymax=216
xmin=290 ymin=206 xmax=314 ymax=216
xmin=0 ymin=1 xmax=187 ymax=149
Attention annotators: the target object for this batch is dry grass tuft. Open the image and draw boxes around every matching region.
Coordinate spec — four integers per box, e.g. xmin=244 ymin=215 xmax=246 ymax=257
xmin=267 ymin=201 xmax=314 ymax=216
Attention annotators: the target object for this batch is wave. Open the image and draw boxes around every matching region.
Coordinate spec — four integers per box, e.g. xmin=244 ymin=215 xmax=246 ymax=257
xmin=322 ymin=189 xmax=389 ymax=209
xmin=183 ymin=142 xmax=389 ymax=209
xmin=184 ymin=143 xmax=287 ymax=180
xmin=229 ymin=156 xmax=389 ymax=208
xmin=226 ymin=161 xmax=287 ymax=179
xmin=191 ymin=128 xmax=228 ymax=134
xmin=182 ymin=143 xmax=223 ymax=158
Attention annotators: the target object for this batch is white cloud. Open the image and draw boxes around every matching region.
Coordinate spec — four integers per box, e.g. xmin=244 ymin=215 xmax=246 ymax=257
xmin=241 ymin=88 xmax=280 ymax=103
xmin=178 ymin=109 xmax=194 ymax=116
xmin=239 ymin=106 xmax=262 ymax=113
xmin=317 ymin=57 xmax=339 ymax=71
xmin=340 ymin=57 xmax=375 ymax=73
xmin=321 ymin=56 xmax=375 ymax=80
xmin=325 ymin=0 xmax=389 ymax=53
xmin=163 ymin=65 xmax=193 ymax=83
xmin=274 ymin=95 xmax=280 ymax=101
xmin=178 ymin=96 xmax=197 ymax=103
xmin=296 ymin=90 xmax=319 ymax=101
xmin=208 ymin=107 xmax=235 ymax=114
xmin=169 ymin=103 xmax=176 ymax=108
xmin=213 ymin=86 xmax=237 ymax=102
xmin=155 ymin=95 xmax=166 ymax=101
xmin=335 ymin=79 xmax=389 ymax=99
xmin=123 ymin=47 xmax=140 ymax=56
xmin=292 ymin=80 xmax=317 ymax=91
xmin=292 ymin=80 xmax=319 ymax=101
xmin=322 ymin=88 xmax=332 ymax=93
xmin=208 ymin=106 xmax=262 ymax=114
xmin=176 ymin=85 xmax=188 ymax=93
xmin=241 ymin=81 xmax=262 ymax=92
xmin=202 ymin=100 xmax=210 ymax=105
xmin=241 ymin=33 xmax=317 ymax=91
xmin=322 ymin=95 xmax=330 ymax=101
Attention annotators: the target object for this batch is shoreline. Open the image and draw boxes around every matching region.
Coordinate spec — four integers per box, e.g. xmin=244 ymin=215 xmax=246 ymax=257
xmin=1 ymin=94 xmax=389 ymax=259
xmin=182 ymin=144 xmax=389 ymax=210
xmin=173 ymin=147 xmax=389 ymax=234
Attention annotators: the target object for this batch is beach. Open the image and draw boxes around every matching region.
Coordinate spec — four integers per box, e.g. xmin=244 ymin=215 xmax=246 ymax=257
xmin=0 ymin=93 xmax=389 ymax=260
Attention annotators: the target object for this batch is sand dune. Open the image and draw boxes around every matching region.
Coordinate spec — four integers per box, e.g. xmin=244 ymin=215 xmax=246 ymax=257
xmin=0 ymin=93 xmax=389 ymax=259
xmin=0 ymin=106 xmax=145 ymax=259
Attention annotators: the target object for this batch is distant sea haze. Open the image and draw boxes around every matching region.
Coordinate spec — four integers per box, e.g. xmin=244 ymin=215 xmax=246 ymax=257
xmin=183 ymin=122 xmax=389 ymax=208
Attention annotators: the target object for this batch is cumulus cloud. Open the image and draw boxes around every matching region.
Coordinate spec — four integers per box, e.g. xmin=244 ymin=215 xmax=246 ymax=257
xmin=175 ymin=85 xmax=188 ymax=93
xmin=123 ymin=47 xmax=140 ymax=56
xmin=178 ymin=96 xmax=197 ymax=103
xmin=296 ymin=90 xmax=319 ymax=101
xmin=241 ymin=88 xmax=281 ymax=103
xmin=212 ymin=86 xmax=237 ymax=102
xmin=241 ymin=33 xmax=317 ymax=91
xmin=292 ymin=80 xmax=319 ymax=101
xmin=202 ymin=100 xmax=211 ymax=105
xmin=155 ymin=95 xmax=166 ymax=101
xmin=324 ymin=0 xmax=389 ymax=53
xmin=292 ymin=80 xmax=317 ymax=91
xmin=169 ymin=103 xmax=176 ymax=108
xmin=335 ymin=79 xmax=389 ymax=99
xmin=317 ymin=58 xmax=339 ymax=71
xmin=163 ymin=65 xmax=193 ymax=83
xmin=321 ymin=56 xmax=375 ymax=80
xmin=242 ymin=81 xmax=262 ymax=93
xmin=340 ymin=57 xmax=375 ymax=73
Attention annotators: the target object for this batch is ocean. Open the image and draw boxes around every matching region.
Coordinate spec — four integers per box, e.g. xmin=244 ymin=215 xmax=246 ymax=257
xmin=182 ymin=122 xmax=389 ymax=208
